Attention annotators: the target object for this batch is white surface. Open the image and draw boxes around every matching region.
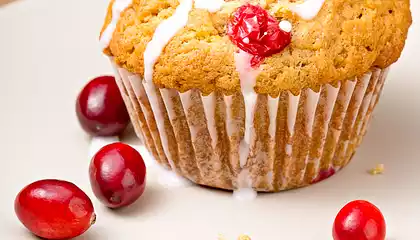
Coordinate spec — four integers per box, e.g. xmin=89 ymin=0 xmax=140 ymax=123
xmin=0 ymin=0 xmax=419 ymax=239
xmin=89 ymin=136 xmax=119 ymax=159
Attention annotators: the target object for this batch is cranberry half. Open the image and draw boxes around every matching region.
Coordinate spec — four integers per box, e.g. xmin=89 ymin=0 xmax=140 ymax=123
xmin=333 ymin=200 xmax=386 ymax=240
xmin=227 ymin=4 xmax=291 ymax=67
xmin=89 ymin=142 xmax=146 ymax=208
xmin=15 ymin=180 xmax=95 ymax=239
xmin=76 ymin=75 xmax=130 ymax=136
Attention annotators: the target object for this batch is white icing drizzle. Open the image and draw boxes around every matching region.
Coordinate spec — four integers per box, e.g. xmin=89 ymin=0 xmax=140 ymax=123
xmin=233 ymin=50 xmax=260 ymax=199
xmin=140 ymin=1 xmax=194 ymax=172
xmin=279 ymin=20 xmax=292 ymax=33
xmin=194 ymin=0 xmax=225 ymax=12
xmin=142 ymin=80 xmax=176 ymax=170
xmin=234 ymin=50 xmax=260 ymax=168
xmin=100 ymin=0 xmax=132 ymax=49
xmin=89 ymin=136 xmax=120 ymax=159
xmin=290 ymin=0 xmax=325 ymax=20
xmin=233 ymin=187 xmax=258 ymax=201
xmin=143 ymin=0 xmax=193 ymax=83
xmin=201 ymin=93 xmax=218 ymax=149
xmin=239 ymin=129 xmax=251 ymax=168
xmin=233 ymin=170 xmax=257 ymax=201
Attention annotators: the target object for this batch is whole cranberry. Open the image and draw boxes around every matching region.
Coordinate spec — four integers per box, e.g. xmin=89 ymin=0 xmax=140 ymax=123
xmin=89 ymin=142 xmax=146 ymax=208
xmin=76 ymin=75 xmax=130 ymax=136
xmin=15 ymin=180 xmax=95 ymax=239
xmin=333 ymin=200 xmax=386 ymax=240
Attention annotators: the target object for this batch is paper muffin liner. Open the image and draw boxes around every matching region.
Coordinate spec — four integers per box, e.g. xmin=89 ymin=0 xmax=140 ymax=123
xmin=111 ymin=60 xmax=388 ymax=192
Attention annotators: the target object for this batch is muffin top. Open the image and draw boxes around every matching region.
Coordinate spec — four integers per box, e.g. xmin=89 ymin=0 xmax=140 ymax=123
xmin=100 ymin=0 xmax=412 ymax=96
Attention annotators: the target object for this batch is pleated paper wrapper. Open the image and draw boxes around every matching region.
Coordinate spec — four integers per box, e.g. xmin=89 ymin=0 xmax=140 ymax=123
xmin=111 ymin=61 xmax=388 ymax=192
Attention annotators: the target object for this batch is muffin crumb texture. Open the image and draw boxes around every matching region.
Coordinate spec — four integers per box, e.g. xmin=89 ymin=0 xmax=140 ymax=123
xmin=101 ymin=0 xmax=411 ymax=95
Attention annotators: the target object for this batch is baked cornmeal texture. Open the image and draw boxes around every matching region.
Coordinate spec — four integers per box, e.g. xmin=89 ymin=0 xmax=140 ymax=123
xmin=101 ymin=0 xmax=412 ymax=96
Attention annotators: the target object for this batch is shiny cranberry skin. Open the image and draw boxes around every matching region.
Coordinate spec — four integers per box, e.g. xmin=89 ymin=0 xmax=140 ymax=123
xmin=333 ymin=200 xmax=386 ymax=240
xmin=227 ymin=4 xmax=291 ymax=66
xmin=76 ymin=75 xmax=130 ymax=136
xmin=89 ymin=142 xmax=146 ymax=208
xmin=15 ymin=180 xmax=95 ymax=239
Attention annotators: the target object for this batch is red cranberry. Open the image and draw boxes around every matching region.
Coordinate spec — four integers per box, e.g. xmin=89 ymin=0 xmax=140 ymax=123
xmin=333 ymin=200 xmax=386 ymax=240
xmin=312 ymin=167 xmax=336 ymax=184
xmin=89 ymin=142 xmax=146 ymax=208
xmin=227 ymin=4 xmax=291 ymax=67
xmin=76 ymin=76 xmax=130 ymax=136
xmin=15 ymin=180 xmax=95 ymax=239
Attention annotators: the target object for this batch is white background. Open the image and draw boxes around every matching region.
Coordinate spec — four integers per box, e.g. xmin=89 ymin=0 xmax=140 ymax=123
xmin=0 ymin=0 xmax=419 ymax=239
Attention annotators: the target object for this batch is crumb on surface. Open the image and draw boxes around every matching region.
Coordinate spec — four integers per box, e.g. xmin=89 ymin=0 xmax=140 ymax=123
xmin=238 ymin=235 xmax=251 ymax=240
xmin=369 ymin=164 xmax=384 ymax=175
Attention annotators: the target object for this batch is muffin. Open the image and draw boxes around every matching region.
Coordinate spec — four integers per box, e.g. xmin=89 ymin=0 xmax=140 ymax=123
xmin=99 ymin=0 xmax=412 ymax=192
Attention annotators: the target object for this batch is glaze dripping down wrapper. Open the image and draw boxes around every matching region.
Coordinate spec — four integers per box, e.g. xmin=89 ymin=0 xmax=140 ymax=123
xmin=111 ymin=58 xmax=388 ymax=192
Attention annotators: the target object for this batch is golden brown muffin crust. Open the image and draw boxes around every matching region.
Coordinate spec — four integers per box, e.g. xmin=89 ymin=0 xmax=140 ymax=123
xmin=101 ymin=0 xmax=412 ymax=96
